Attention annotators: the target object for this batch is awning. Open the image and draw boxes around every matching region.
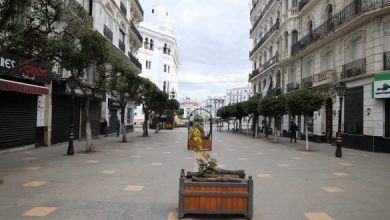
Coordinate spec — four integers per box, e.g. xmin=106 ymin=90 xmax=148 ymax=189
xmin=0 ymin=78 xmax=49 ymax=95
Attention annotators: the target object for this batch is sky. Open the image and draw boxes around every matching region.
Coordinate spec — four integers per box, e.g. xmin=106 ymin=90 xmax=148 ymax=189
xmin=141 ymin=0 xmax=252 ymax=101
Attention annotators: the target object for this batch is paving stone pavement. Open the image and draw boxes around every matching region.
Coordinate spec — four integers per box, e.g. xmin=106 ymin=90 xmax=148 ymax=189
xmin=0 ymin=127 xmax=389 ymax=220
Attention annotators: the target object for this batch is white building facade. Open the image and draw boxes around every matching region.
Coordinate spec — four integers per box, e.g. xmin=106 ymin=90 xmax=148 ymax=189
xmin=226 ymin=85 xmax=253 ymax=105
xmin=180 ymin=97 xmax=201 ymax=119
xmin=134 ymin=5 xmax=181 ymax=125
xmin=202 ymin=97 xmax=226 ymax=118
xmin=249 ymin=0 xmax=390 ymax=152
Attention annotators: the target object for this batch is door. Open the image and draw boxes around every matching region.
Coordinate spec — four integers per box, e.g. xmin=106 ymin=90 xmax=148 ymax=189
xmin=108 ymin=109 xmax=118 ymax=134
xmin=52 ymin=94 xmax=80 ymax=144
xmin=325 ymin=98 xmax=333 ymax=143
xmin=385 ymin=99 xmax=390 ymax=137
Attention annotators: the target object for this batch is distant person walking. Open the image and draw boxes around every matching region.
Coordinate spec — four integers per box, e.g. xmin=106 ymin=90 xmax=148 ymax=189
xmin=289 ymin=121 xmax=298 ymax=143
xmin=116 ymin=116 xmax=120 ymax=137
xmin=264 ymin=123 xmax=270 ymax=139
xmin=102 ymin=119 xmax=108 ymax=137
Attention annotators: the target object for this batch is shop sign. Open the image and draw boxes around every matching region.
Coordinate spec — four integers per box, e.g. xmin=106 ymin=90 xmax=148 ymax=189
xmin=0 ymin=51 xmax=51 ymax=84
xmin=372 ymin=73 xmax=390 ymax=98
xmin=109 ymin=99 xmax=121 ymax=109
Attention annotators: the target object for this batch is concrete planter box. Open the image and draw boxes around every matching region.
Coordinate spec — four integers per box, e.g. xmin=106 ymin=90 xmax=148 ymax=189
xmin=178 ymin=170 xmax=253 ymax=219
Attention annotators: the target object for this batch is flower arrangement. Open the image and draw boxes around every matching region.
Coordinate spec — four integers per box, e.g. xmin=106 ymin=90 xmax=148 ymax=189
xmin=189 ymin=127 xmax=217 ymax=176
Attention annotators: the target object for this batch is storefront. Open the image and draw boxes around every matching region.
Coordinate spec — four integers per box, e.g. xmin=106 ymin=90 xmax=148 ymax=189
xmin=107 ymin=99 xmax=121 ymax=134
xmin=0 ymin=51 xmax=51 ymax=150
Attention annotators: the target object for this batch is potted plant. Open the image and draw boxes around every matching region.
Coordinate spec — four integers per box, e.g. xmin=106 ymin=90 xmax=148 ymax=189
xmin=187 ymin=124 xmax=212 ymax=151
xmin=179 ymin=127 xmax=253 ymax=219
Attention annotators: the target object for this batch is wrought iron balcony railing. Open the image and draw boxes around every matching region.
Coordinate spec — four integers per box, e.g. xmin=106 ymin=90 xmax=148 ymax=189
xmin=341 ymin=58 xmax=366 ymax=80
xmin=250 ymin=19 xmax=279 ymax=57
xmin=287 ymin=82 xmax=300 ymax=93
xmin=384 ymin=51 xmax=390 ymax=70
xmin=262 ymin=53 xmax=279 ymax=71
xmin=134 ymin=0 xmax=144 ymax=17
xmin=249 ymin=69 xmax=260 ymax=81
xmin=298 ymin=0 xmax=310 ymax=11
xmin=292 ymin=0 xmax=390 ymax=56
xmin=301 ymin=75 xmax=313 ymax=89
xmin=250 ymin=0 xmax=276 ymax=35
xmin=120 ymin=2 xmax=127 ymax=16
xmin=128 ymin=52 xmax=142 ymax=70
xmin=103 ymin=25 xmax=113 ymax=42
xmin=131 ymin=21 xmax=143 ymax=43
xmin=119 ymin=40 xmax=125 ymax=53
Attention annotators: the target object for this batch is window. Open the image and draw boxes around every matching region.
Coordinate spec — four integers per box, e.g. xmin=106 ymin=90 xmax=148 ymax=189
xmin=305 ymin=60 xmax=314 ymax=77
xmin=326 ymin=4 xmax=333 ymax=20
xmin=352 ymin=37 xmax=364 ymax=61
xmin=289 ymin=68 xmax=295 ymax=83
xmin=145 ymin=60 xmax=151 ymax=69
xmin=163 ymin=43 xmax=168 ymax=54
xmin=163 ymin=64 xmax=167 ymax=72
xmin=163 ymin=81 xmax=166 ymax=92
xmin=104 ymin=12 xmax=113 ymax=30
xmin=292 ymin=30 xmax=298 ymax=45
xmin=285 ymin=0 xmax=289 ymax=11
xmin=292 ymin=0 xmax=298 ymax=8
xmin=150 ymin=39 xmax=154 ymax=50
xmin=119 ymin=29 xmax=125 ymax=43
xmin=323 ymin=51 xmax=334 ymax=70
xmin=144 ymin=38 xmax=149 ymax=49
xmin=168 ymin=66 xmax=170 ymax=73
xmin=127 ymin=108 xmax=133 ymax=123
xmin=284 ymin=31 xmax=289 ymax=49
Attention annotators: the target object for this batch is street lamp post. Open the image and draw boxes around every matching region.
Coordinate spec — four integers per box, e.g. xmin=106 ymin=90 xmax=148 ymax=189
xmin=67 ymin=75 xmax=77 ymax=156
xmin=335 ymin=81 xmax=347 ymax=158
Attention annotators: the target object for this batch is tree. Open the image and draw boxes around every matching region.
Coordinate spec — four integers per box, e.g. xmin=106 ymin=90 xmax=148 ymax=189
xmin=134 ymin=77 xmax=160 ymax=137
xmin=232 ymin=102 xmax=247 ymax=132
xmin=285 ymin=90 xmax=325 ymax=151
xmin=151 ymin=91 xmax=168 ymax=133
xmin=259 ymin=95 xmax=287 ymax=142
xmin=102 ymin=58 xmax=138 ymax=142
xmin=165 ymin=98 xmax=180 ymax=127
xmin=0 ymin=0 xmax=64 ymax=76
xmin=57 ymin=3 xmax=109 ymax=152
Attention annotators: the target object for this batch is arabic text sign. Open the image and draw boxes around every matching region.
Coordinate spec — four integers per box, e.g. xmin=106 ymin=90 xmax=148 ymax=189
xmin=373 ymin=79 xmax=390 ymax=98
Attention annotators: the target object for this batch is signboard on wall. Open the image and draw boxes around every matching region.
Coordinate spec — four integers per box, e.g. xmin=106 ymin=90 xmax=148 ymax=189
xmin=373 ymin=73 xmax=390 ymax=98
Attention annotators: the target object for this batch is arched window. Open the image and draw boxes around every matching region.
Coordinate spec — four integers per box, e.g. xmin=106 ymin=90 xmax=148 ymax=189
xmin=163 ymin=43 xmax=167 ymax=54
xmin=326 ymin=4 xmax=333 ymax=20
xmin=144 ymin=37 xmax=149 ymax=49
xmin=150 ymin=39 xmax=154 ymax=50
xmin=307 ymin=20 xmax=313 ymax=34
xmin=292 ymin=30 xmax=298 ymax=45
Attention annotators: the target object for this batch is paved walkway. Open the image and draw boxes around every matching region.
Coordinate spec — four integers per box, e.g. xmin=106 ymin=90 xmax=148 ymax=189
xmin=0 ymin=128 xmax=389 ymax=220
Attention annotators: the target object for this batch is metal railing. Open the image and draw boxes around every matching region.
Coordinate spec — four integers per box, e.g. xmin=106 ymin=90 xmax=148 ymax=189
xmin=119 ymin=40 xmax=125 ymax=52
xmin=384 ymin=51 xmax=390 ymax=70
xmin=250 ymin=0 xmax=276 ymax=35
xmin=250 ymin=19 xmax=279 ymax=57
xmin=292 ymin=0 xmax=390 ymax=56
xmin=120 ymin=2 xmax=127 ymax=16
xmin=134 ymin=0 xmax=144 ymax=17
xmin=341 ymin=58 xmax=366 ymax=80
xmin=301 ymin=75 xmax=313 ymax=89
xmin=128 ymin=52 xmax=142 ymax=70
xmin=249 ymin=69 xmax=260 ymax=81
xmin=130 ymin=21 xmax=143 ymax=43
xmin=103 ymin=25 xmax=113 ymax=42
xmin=287 ymin=82 xmax=300 ymax=93
xmin=262 ymin=53 xmax=279 ymax=71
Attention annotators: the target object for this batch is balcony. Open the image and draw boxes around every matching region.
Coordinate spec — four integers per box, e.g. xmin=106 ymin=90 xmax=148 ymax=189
xmin=341 ymin=58 xmax=366 ymax=80
xmin=103 ymin=25 xmax=113 ymax=42
xmin=128 ymin=52 xmax=142 ymax=70
xmin=298 ymin=0 xmax=310 ymax=11
xmin=292 ymin=0 xmax=390 ymax=56
xmin=250 ymin=19 xmax=279 ymax=57
xmin=120 ymin=2 xmax=127 ymax=16
xmin=313 ymin=69 xmax=336 ymax=87
xmin=249 ymin=69 xmax=260 ymax=81
xmin=134 ymin=0 xmax=144 ymax=17
xmin=262 ymin=53 xmax=279 ymax=71
xmin=250 ymin=1 xmax=258 ymax=16
xmin=384 ymin=51 xmax=390 ymax=70
xmin=119 ymin=40 xmax=125 ymax=53
xmin=287 ymin=82 xmax=300 ymax=93
xmin=301 ymin=75 xmax=313 ymax=89
xmin=250 ymin=0 xmax=276 ymax=35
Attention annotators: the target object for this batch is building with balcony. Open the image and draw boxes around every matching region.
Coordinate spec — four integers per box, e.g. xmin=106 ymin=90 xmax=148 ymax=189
xmin=180 ymin=97 xmax=201 ymax=119
xmin=134 ymin=5 xmax=181 ymax=125
xmin=202 ymin=96 xmax=226 ymax=118
xmin=226 ymin=85 xmax=253 ymax=105
xmin=249 ymin=0 xmax=390 ymax=152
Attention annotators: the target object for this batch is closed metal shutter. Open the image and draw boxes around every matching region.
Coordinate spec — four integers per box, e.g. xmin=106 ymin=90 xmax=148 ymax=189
xmin=108 ymin=109 xmax=118 ymax=134
xmin=386 ymin=99 xmax=390 ymax=137
xmin=344 ymin=86 xmax=363 ymax=135
xmin=0 ymin=91 xmax=37 ymax=149
xmin=51 ymin=94 xmax=80 ymax=144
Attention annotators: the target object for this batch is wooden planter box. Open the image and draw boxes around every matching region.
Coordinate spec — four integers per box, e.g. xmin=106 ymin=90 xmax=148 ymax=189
xmin=165 ymin=123 xmax=173 ymax=130
xmin=187 ymin=139 xmax=212 ymax=151
xmin=178 ymin=171 xmax=253 ymax=219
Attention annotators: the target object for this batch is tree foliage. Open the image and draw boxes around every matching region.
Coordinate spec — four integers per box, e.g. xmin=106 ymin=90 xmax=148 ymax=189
xmin=285 ymin=89 xmax=325 ymax=116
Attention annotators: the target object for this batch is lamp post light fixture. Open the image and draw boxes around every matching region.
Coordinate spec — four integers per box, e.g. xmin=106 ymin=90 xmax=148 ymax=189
xmin=335 ymin=81 xmax=347 ymax=158
xmin=67 ymin=75 xmax=77 ymax=156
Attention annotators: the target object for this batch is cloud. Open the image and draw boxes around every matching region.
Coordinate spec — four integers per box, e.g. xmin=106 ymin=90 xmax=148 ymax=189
xmin=141 ymin=0 xmax=251 ymax=100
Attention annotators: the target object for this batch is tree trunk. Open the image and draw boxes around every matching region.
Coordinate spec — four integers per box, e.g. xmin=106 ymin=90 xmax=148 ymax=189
xmin=227 ymin=120 xmax=230 ymax=130
xmin=143 ymin=111 xmax=149 ymax=136
xmin=121 ymin=106 xmax=127 ymax=142
xmin=274 ymin=117 xmax=277 ymax=143
xmin=305 ymin=116 xmax=309 ymax=151
xmin=84 ymin=98 xmax=94 ymax=152
xmin=239 ymin=118 xmax=242 ymax=133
